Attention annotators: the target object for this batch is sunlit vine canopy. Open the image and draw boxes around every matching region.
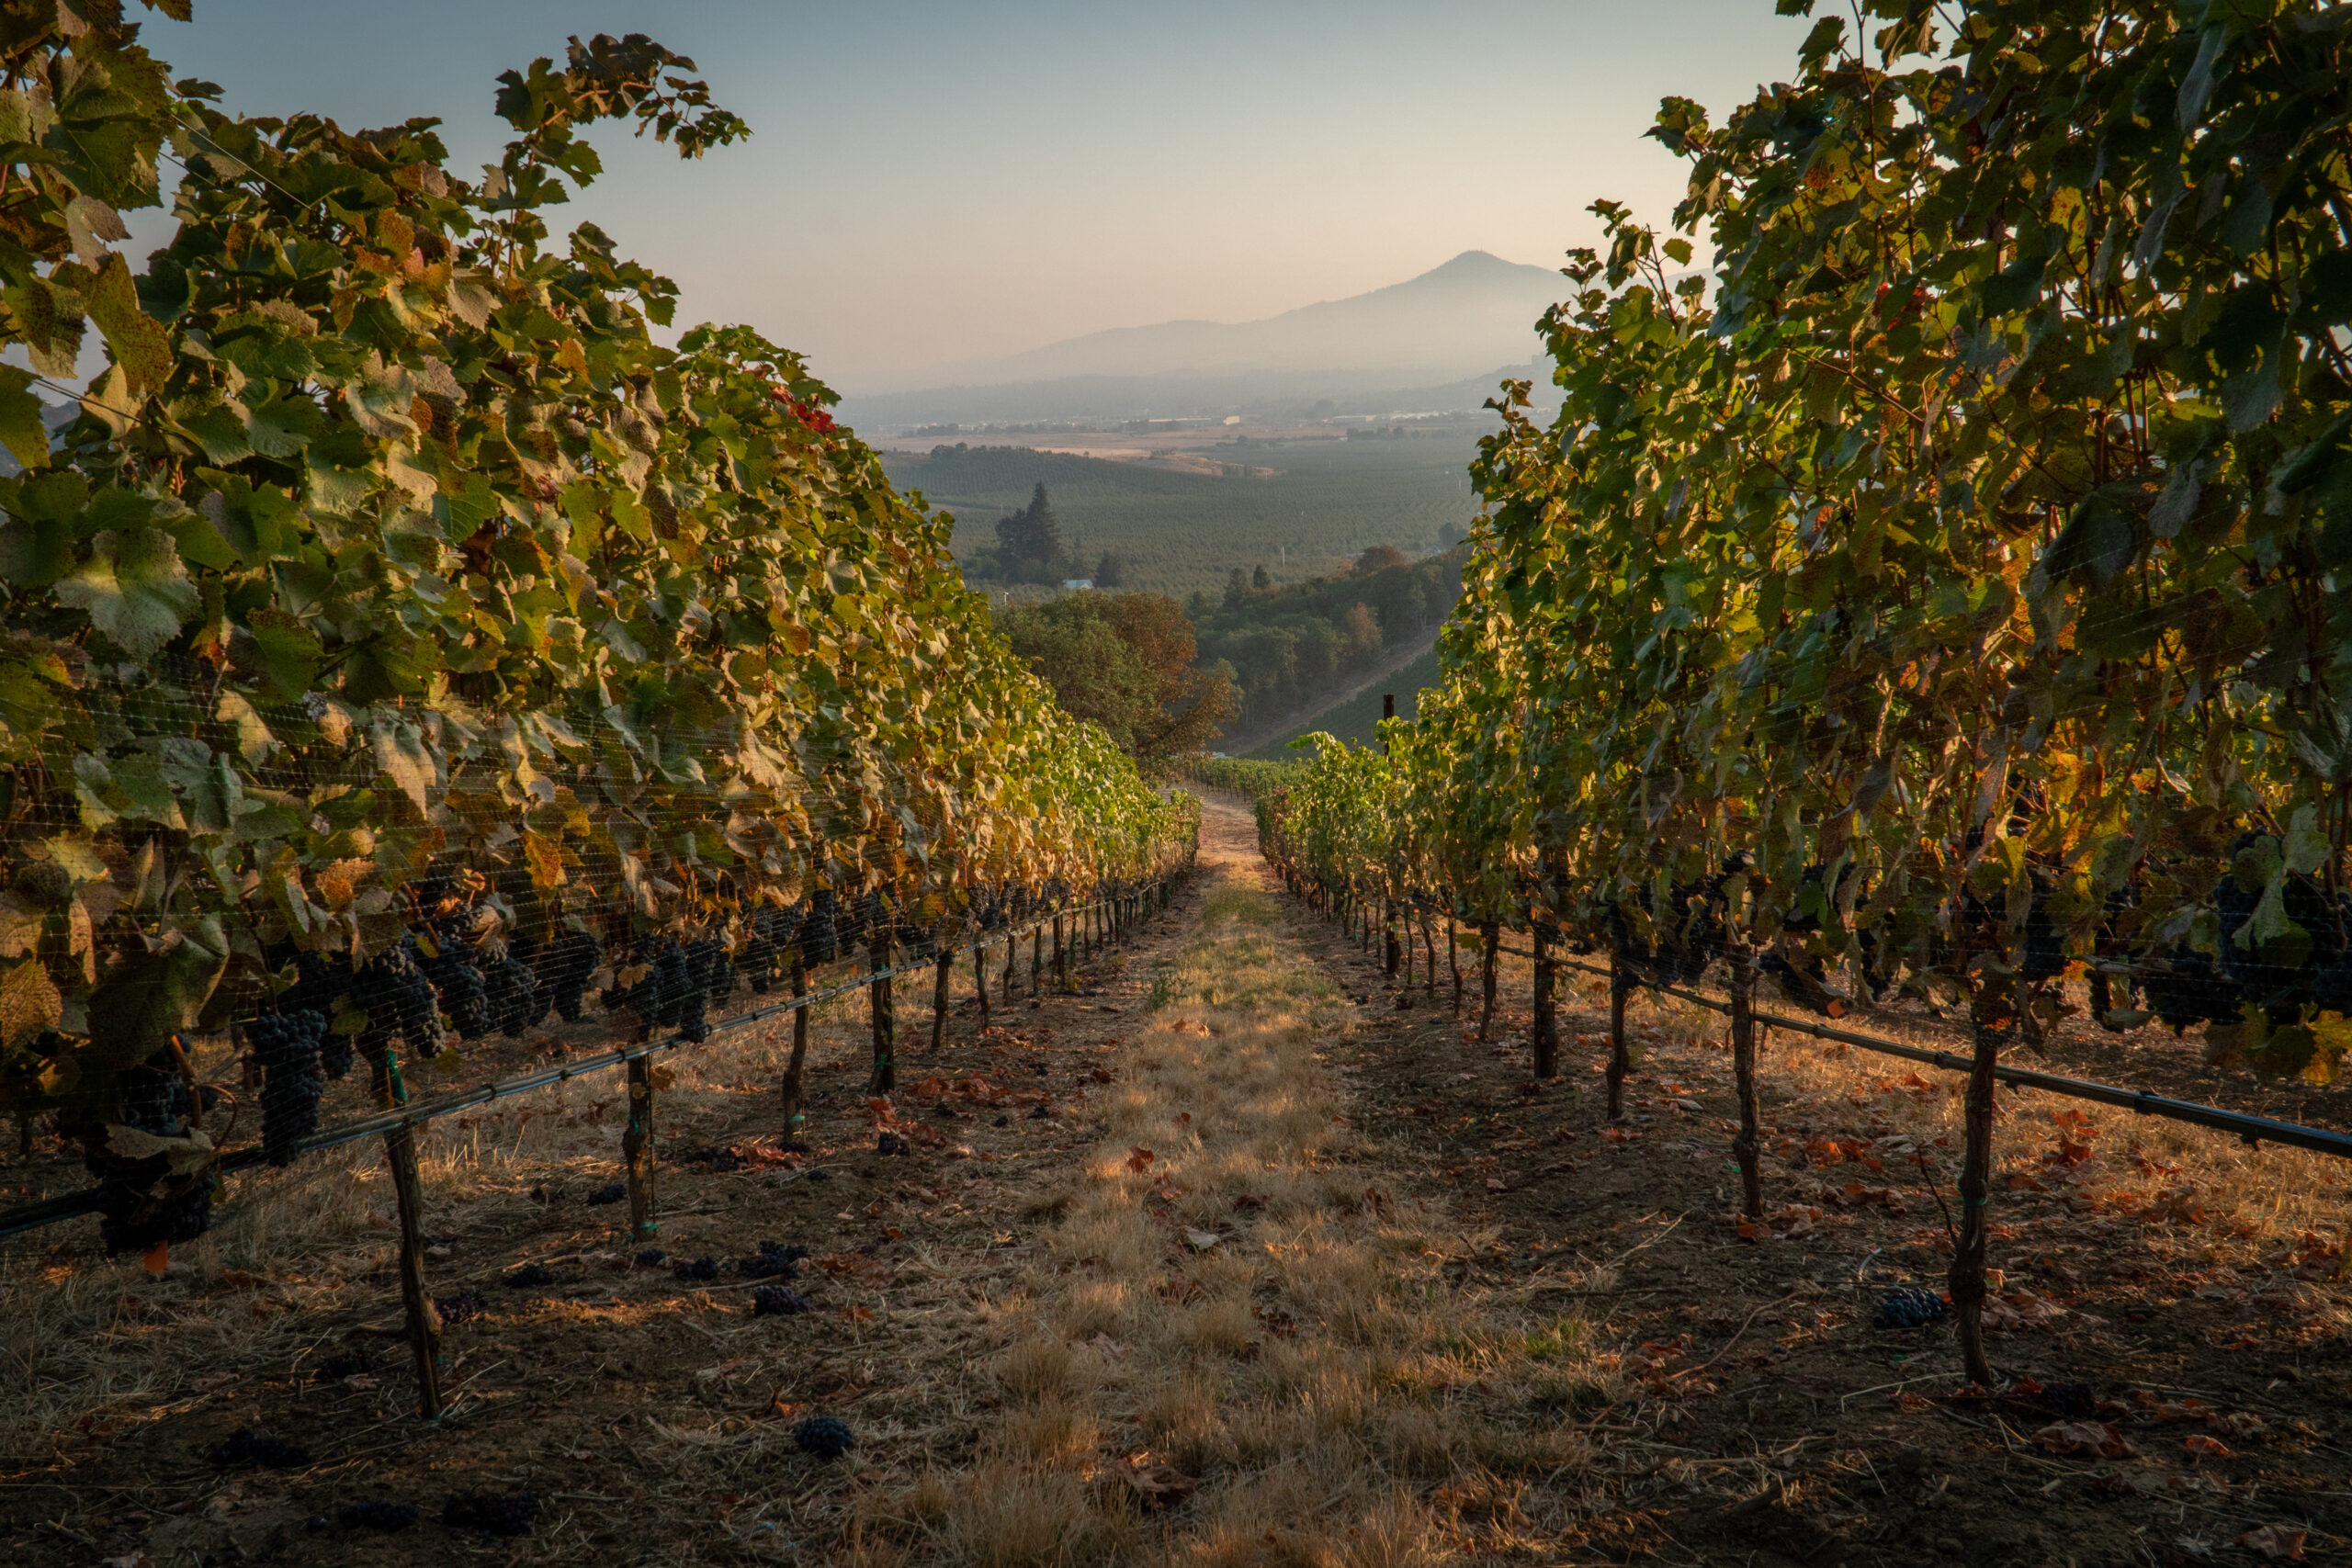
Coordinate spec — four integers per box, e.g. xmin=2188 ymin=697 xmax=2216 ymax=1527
xmin=0 ymin=6 xmax=1190 ymax=1125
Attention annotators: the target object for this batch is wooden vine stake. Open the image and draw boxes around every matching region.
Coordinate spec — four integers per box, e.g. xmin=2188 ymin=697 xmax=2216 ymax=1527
xmin=1531 ymin=920 xmax=1559 ymax=1079
xmin=1447 ymin=918 xmax=1462 ymax=1013
xmin=1030 ymin=925 xmax=1044 ymax=998
xmin=869 ymin=928 xmax=896 ymax=1094
xmin=1421 ymin=912 xmax=1437 ymax=997
xmin=1476 ymin=920 xmax=1498 ymax=1042
xmin=781 ymin=958 xmax=810 ymax=1133
xmin=1951 ymin=975 xmax=2010 ymax=1386
xmin=1001 ymin=923 xmax=1017 ymax=1001
xmin=1053 ymin=912 xmax=1068 ymax=989
xmin=1383 ymin=900 xmax=1402 ymax=976
xmin=930 ymin=945 xmax=953 ymax=1053
xmin=623 ymin=1043 xmax=657 ymax=1244
xmin=973 ymin=938 xmax=990 ymax=1027
xmin=371 ymin=1049 xmax=443 ymax=1417
xmin=1729 ymin=947 xmax=1763 ymax=1219
xmin=1606 ymin=960 xmax=1631 ymax=1121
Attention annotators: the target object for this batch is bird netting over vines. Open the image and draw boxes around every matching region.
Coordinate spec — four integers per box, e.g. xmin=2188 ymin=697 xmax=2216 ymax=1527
xmin=1244 ymin=0 xmax=2352 ymax=1386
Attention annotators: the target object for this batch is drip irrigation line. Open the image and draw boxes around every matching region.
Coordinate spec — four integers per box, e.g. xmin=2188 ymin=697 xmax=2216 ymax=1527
xmin=1456 ymin=932 xmax=2352 ymax=1163
xmin=1285 ymin=884 xmax=2352 ymax=1163
xmin=0 ymin=881 xmax=1173 ymax=1242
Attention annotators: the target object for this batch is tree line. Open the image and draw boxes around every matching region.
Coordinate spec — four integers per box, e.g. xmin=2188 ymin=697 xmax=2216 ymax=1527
xmin=1187 ymin=546 xmax=1462 ymax=735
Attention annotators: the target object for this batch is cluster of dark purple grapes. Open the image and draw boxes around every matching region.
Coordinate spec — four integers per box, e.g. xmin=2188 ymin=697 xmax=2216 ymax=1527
xmin=266 ymin=917 xmax=602 ymax=1086
xmin=349 ymin=939 xmax=446 ymax=1060
xmin=799 ymin=888 xmax=840 ymax=965
xmin=417 ymin=919 xmax=496 ymax=1040
xmin=738 ymin=1240 xmax=807 ymax=1280
xmin=249 ymin=1010 xmax=328 ymax=1166
xmin=435 ymin=1289 xmax=487 ymax=1325
xmin=531 ymin=928 xmax=603 ymax=1022
xmin=482 ymin=951 xmax=541 ymax=1036
xmin=737 ymin=905 xmax=801 ymax=993
xmin=795 ymin=1416 xmax=854 ymax=1457
xmin=85 ymin=1063 xmax=214 ymax=1255
xmin=1871 ymin=1286 xmax=1946 ymax=1329
xmin=2143 ymin=831 xmax=2352 ymax=1034
xmin=605 ymin=934 xmax=733 ymax=1042
xmin=752 ymin=1285 xmax=811 ymax=1316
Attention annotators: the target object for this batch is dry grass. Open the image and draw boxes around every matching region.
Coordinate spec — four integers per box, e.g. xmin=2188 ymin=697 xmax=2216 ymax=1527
xmin=865 ymin=869 xmax=1606 ymax=1566
xmin=1481 ymin=942 xmax=2352 ymax=1284
xmin=1608 ymin=983 xmax=2352 ymax=1278
xmin=0 ymin=987 xmax=897 ymax=1469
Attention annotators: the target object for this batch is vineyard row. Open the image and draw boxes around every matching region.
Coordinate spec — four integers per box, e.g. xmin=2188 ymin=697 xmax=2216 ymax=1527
xmin=6 ymin=865 xmax=1192 ymax=1419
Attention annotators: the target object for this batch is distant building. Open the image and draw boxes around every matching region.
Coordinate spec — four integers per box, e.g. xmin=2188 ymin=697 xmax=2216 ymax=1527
xmin=1061 ymin=579 xmax=1094 ymax=592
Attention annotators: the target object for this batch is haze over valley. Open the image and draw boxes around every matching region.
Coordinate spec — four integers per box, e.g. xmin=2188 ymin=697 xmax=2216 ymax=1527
xmin=844 ymin=250 xmax=1567 ymax=428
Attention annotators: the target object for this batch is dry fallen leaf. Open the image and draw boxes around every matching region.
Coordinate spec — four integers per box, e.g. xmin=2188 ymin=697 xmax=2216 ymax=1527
xmin=1126 ymin=1146 xmax=1156 ymax=1173
xmin=2182 ymin=1433 xmax=2230 ymax=1457
xmin=2031 ymin=1420 xmax=2137 ymax=1460
xmin=2237 ymin=1525 xmax=2306 ymax=1561
xmin=1182 ymin=1228 xmax=1222 ymax=1250
xmin=1115 ymin=1460 xmax=1195 ymax=1510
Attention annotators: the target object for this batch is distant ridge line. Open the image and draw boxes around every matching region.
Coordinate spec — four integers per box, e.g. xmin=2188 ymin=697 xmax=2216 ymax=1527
xmin=854 ymin=251 xmax=1567 ymax=403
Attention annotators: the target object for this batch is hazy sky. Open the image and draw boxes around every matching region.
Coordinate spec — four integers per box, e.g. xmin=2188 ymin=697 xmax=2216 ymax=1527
xmin=141 ymin=1 xmax=1813 ymax=393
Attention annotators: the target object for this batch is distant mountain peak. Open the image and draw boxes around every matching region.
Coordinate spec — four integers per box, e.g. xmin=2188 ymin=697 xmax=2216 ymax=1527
xmin=1422 ymin=249 xmax=1529 ymax=276
xmin=866 ymin=252 xmax=1566 ymax=399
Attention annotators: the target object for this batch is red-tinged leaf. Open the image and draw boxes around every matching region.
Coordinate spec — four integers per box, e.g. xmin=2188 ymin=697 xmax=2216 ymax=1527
xmin=2183 ymin=1433 xmax=2230 ymax=1457
xmin=1126 ymin=1146 xmax=1155 ymax=1172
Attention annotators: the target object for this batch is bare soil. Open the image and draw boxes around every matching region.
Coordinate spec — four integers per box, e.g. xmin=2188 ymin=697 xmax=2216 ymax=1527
xmin=0 ymin=901 xmax=1205 ymax=1566
xmin=5 ymin=797 xmax=2347 ymax=1567
xmin=1290 ymin=847 xmax=2352 ymax=1561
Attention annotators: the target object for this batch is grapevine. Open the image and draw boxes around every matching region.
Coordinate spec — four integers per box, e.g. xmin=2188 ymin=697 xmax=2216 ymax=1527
xmin=0 ymin=3 xmax=1196 ymax=1264
xmin=1251 ymin=0 xmax=2352 ymax=1387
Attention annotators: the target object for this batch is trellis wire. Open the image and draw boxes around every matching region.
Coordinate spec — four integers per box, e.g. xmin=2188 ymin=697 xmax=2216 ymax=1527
xmin=0 ymin=881 xmax=1170 ymax=1243
xmin=1464 ymin=934 xmax=2352 ymax=1162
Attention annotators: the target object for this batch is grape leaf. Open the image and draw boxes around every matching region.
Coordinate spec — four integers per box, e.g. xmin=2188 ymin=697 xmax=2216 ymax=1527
xmin=53 ymin=529 xmax=198 ymax=659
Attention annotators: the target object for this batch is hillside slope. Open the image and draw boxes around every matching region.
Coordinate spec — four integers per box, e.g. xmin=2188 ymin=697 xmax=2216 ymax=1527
xmin=1245 ymin=645 xmax=1442 ymax=759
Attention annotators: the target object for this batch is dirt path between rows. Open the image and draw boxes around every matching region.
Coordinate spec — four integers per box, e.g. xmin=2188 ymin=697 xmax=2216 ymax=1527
xmin=1222 ymin=789 xmax=2352 ymax=1568
xmin=9 ymin=800 xmax=2350 ymax=1567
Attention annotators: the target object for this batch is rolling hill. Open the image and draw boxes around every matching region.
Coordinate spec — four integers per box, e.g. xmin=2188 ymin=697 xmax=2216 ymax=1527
xmin=1245 ymin=645 xmax=1443 ymax=760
